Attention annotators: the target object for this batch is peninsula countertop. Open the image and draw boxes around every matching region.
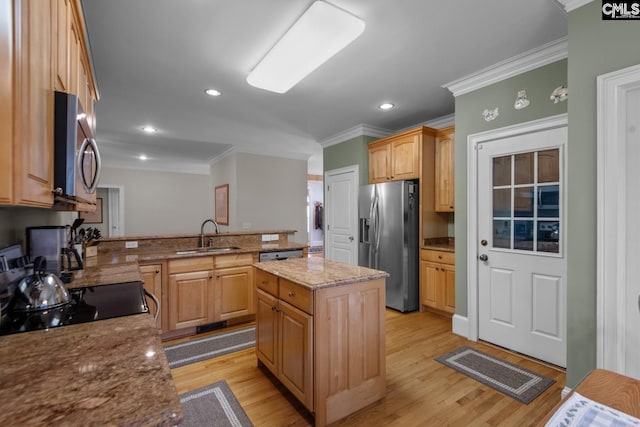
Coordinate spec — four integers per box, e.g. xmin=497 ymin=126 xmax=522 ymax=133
xmin=0 ymin=314 xmax=183 ymax=426
xmin=254 ymin=257 xmax=389 ymax=290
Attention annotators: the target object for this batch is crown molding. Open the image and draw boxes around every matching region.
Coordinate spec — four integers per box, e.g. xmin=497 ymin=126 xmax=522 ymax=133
xmin=396 ymin=113 xmax=456 ymax=132
xmin=209 ymin=145 xmax=311 ymax=165
xmin=443 ymin=37 xmax=568 ymax=97
xmin=319 ymin=124 xmax=394 ymax=148
xmin=102 ymin=162 xmax=211 ymax=175
xmin=557 ymin=0 xmax=594 ymax=12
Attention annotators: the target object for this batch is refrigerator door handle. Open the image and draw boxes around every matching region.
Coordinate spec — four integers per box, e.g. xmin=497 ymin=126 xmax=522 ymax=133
xmin=372 ymin=193 xmax=381 ymax=269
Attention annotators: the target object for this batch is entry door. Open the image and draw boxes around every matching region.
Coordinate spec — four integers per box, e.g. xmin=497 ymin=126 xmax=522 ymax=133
xmin=477 ymin=127 xmax=567 ymax=367
xmin=325 ymin=166 xmax=358 ymax=264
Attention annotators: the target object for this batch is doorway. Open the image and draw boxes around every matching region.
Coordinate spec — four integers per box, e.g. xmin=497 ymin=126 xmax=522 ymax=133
xmin=324 ymin=165 xmax=358 ymax=264
xmin=597 ymin=63 xmax=640 ymax=379
xmin=96 ymin=185 xmax=124 ymax=237
xmin=467 ymin=114 xmax=568 ymax=367
xmin=307 ymin=175 xmax=324 ymax=257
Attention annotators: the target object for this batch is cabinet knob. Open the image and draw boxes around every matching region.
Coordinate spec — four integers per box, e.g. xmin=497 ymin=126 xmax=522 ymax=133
xmin=155 ymin=270 xmax=160 ymax=274
xmin=288 ymin=291 xmax=295 ymax=297
xmin=261 ymin=280 xmax=268 ymax=285
xmin=438 ymin=255 xmax=442 ymax=259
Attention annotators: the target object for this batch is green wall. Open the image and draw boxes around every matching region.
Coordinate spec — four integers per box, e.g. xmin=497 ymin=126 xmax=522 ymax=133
xmin=454 ymin=59 xmax=568 ymax=316
xmin=323 ymin=134 xmax=377 ymax=183
xmin=565 ymin=2 xmax=640 ymax=388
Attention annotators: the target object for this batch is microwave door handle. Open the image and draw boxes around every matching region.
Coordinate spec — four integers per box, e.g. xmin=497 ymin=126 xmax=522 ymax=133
xmin=77 ymin=138 xmax=101 ymax=194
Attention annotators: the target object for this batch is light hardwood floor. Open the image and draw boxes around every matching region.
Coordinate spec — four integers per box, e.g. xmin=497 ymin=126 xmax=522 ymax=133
xmin=167 ymin=310 xmax=565 ymax=426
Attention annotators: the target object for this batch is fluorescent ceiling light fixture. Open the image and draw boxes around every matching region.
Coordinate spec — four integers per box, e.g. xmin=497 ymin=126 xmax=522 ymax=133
xmin=141 ymin=126 xmax=157 ymax=133
xmin=379 ymin=103 xmax=395 ymax=110
xmin=205 ymin=88 xmax=221 ymax=96
xmin=246 ymin=1 xmax=365 ymax=94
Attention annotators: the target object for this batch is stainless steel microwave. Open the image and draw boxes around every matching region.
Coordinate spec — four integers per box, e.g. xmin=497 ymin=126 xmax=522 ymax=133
xmin=53 ymin=91 xmax=101 ymax=201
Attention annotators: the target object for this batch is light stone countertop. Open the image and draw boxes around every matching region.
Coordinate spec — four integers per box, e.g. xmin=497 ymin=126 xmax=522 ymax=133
xmin=0 ymin=314 xmax=182 ymax=426
xmin=254 ymin=257 xmax=389 ymax=290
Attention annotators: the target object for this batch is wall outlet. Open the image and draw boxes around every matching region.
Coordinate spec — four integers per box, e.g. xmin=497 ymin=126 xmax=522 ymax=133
xmin=125 ymin=241 xmax=138 ymax=249
xmin=270 ymin=234 xmax=279 ymax=241
xmin=262 ymin=234 xmax=270 ymax=242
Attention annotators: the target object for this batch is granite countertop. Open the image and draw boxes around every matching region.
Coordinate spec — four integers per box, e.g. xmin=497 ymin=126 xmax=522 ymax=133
xmin=94 ymin=242 xmax=308 ymax=265
xmin=68 ymin=261 xmax=142 ymax=290
xmin=100 ymin=229 xmax=298 ymax=242
xmin=0 ymin=315 xmax=182 ymax=426
xmin=254 ymin=257 xmax=389 ymax=290
xmin=422 ymin=237 xmax=455 ymax=252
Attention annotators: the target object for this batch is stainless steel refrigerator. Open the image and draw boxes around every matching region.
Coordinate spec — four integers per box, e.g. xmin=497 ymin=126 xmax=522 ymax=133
xmin=358 ymin=180 xmax=419 ymax=312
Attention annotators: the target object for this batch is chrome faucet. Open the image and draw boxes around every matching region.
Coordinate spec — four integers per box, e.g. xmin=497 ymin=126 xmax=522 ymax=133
xmin=200 ymin=219 xmax=219 ymax=248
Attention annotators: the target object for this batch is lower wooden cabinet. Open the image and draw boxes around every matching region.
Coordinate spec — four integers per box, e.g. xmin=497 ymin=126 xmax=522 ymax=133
xmin=168 ymin=269 xmax=215 ymax=330
xmin=420 ymin=249 xmax=455 ymax=315
xmin=215 ymin=264 xmax=254 ymax=321
xmin=139 ymin=263 xmax=163 ymax=330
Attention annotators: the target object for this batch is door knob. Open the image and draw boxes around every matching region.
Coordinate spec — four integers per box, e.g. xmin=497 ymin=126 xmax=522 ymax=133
xmin=478 ymin=254 xmax=488 ymax=262
xmin=349 ymin=236 xmax=354 ymax=241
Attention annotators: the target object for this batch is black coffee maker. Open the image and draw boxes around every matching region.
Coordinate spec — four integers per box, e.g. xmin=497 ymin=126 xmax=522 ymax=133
xmin=26 ymin=226 xmax=83 ymax=283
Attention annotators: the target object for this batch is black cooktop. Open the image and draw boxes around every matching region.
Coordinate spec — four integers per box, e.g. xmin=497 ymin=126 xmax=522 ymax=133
xmin=0 ymin=281 xmax=149 ymax=336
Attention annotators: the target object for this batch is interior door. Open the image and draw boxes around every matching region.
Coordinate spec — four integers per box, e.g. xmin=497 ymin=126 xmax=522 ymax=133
xmin=477 ymin=127 xmax=567 ymax=367
xmin=325 ymin=166 xmax=358 ymax=264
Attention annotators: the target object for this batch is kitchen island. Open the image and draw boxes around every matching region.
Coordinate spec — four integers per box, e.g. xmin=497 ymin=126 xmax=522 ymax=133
xmin=254 ymin=257 xmax=389 ymax=426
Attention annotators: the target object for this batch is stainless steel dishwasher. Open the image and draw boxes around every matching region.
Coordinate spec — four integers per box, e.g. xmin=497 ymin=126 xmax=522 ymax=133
xmin=258 ymin=249 xmax=304 ymax=262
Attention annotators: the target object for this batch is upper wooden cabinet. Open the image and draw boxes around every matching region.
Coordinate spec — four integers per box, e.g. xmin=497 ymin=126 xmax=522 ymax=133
xmin=368 ymin=127 xmax=432 ymax=184
xmin=0 ymin=0 xmax=97 ymax=208
xmin=435 ymin=126 xmax=455 ymax=212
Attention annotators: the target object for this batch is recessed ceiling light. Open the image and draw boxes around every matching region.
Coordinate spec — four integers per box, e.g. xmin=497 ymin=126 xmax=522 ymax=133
xmin=142 ymin=126 xmax=158 ymax=133
xmin=379 ymin=103 xmax=395 ymax=110
xmin=205 ymin=88 xmax=222 ymax=97
xmin=138 ymin=154 xmax=148 ymax=161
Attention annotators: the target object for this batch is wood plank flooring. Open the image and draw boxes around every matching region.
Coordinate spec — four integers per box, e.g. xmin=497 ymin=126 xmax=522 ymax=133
xmin=166 ymin=310 xmax=565 ymax=426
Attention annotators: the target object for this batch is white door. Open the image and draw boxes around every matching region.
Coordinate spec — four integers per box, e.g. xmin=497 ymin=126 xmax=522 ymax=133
xmin=597 ymin=64 xmax=640 ymax=379
xmin=477 ymin=127 xmax=567 ymax=367
xmin=325 ymin=166 xmax=358 ymax=264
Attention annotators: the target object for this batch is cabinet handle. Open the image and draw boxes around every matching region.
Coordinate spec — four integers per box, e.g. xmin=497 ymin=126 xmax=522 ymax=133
xmin=288 ymin=291 xmax=295 ymax=297
xmin=155 ymin=270 xmax=160 ymax=274
xmin=261 ymin=280 xmax=268 ymax=285
xmin=438 ymin=255 xmax=442 ymax=259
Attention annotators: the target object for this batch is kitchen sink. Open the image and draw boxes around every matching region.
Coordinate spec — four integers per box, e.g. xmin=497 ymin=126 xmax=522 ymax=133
xmin=175 ymin=246 xmax=240 ymax=255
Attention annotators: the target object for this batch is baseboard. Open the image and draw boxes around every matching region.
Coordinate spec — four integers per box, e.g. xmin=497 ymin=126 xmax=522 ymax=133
xmin=452 ymin=314 xmax=469 ymax=338
xmin=561 ymin=386 xmax=572 ymax=399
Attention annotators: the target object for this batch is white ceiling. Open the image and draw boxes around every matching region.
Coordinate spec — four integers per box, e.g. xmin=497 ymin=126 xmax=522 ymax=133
xmin=81 ymin=0 xmax=568 ymax=175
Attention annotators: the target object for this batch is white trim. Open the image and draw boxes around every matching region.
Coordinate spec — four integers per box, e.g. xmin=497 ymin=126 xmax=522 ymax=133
xmin=324 ymin=164 xmax=359 ymax=264
xmin=396 ymin=113 xmax=456 ymax=133
xmin=319 ymin=124 xmax=394 ymax=147
xmin=557 ymin=0 xmax=594 ymax=12
xmin=443 ymin=38 xmax=568 ymax=97
xmin=466 ymin=113 xmax=568 ymax=343
xmin=452 ymin=314 xmax=469 ymax=338
xmin=596 ymin=63 xmax=640 ymax=375
xmin=209 ymin=145 xmax=311 ymax=165
xmin=561 ymin=386 xmax=572 ymax=399
xmin=209 ymin=146 xmax=236 ymax=165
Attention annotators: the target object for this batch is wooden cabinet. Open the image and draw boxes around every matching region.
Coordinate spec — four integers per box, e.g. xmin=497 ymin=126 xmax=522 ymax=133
xmin=420 ymin=249 xmax=455 ymax=315
xmin=1 ymin=0 xmax=97 ymax=209
xmin=256 ymin=278 xmax=313 ymax=410
xmin=435 ymin=126 xmax=455 ymax=212
xmin=140 ymin=263 xmax=163 ymax=330
xmin=368 ymin=127 xmax=426 ymax=183
xmin=167 ymin=256 xmax=215 ymax=331
xmin=166 ymin=253 xmax=255 ymax=332
xmin=255 ymin=267 xmax=386 ymax=426
xmin=214 ymin=253 xmax=255 ymax=322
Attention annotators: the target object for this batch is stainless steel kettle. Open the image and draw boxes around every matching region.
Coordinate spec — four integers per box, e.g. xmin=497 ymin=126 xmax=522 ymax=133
xmin=11 ymin=256 xmax=71 ymax=312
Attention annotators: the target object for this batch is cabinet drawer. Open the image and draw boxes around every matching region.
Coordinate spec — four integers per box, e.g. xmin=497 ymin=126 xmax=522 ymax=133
xmin=214 ymin=253 xmax=253 ymax=269
xmin=421 ymin=249 xmax=454 ymax=265
xmin=255 ymin=269 xmax=278 ymax=296
xmin=279 ymin=279 xmax=313 ymax=315
xmin=168 ymin=256 xmax=214 ymax=274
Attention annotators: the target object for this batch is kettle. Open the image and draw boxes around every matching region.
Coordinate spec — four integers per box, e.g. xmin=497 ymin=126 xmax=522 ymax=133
xmin=11 ymin=257 xmax=71 ymax=312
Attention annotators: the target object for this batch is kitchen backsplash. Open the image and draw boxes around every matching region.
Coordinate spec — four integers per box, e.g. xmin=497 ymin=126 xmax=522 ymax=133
xmin=0 ymin=206 xmax=76 ymax=249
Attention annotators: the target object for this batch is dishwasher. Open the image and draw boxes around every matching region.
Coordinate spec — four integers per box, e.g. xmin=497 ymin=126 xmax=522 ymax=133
xmin=258 ymin=249 xmax=304 ymax=262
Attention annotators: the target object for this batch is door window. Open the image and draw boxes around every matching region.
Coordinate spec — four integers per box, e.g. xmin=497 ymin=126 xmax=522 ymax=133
xmin=491 ymin=148 xmax=561 ymax=254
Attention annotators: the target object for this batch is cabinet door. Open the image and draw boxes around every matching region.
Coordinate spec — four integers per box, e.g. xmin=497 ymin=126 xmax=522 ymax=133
xmin=435 ymin=130 xmax=455 ymax=212
xmin=14 ymin=0 xmax=54 ymax=207
xmin=368 ymin=142 xmax=391 ymax=183
xmin=168 ymin=270 xmax=214 ymax=330
xmin=215 ymin=265 xmax=254 ymax=321
xmin=391 ymin=135 xmax=420 ymax=180
xmin=140 ymin=264 xmax=162 ymax=329
xmin=442 ymin=263 xmax=456 ymax=314
xmin=421 ymin=261 xmax=439 ymax=308
xmin=256 ymin=289 xmax=279 ymax=374
xmin=0 ymin=0 xmax=12 ymax=204
xmin=54 ymin=0 xmax=71 ymax=92
xmin=279 ymin=299 xmax=313 ymax=411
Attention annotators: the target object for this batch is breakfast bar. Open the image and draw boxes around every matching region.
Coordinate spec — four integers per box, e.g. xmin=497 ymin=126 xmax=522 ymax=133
xmin=254 ymin=257 xmax=389 ymax=426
